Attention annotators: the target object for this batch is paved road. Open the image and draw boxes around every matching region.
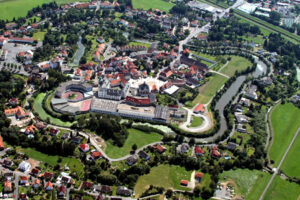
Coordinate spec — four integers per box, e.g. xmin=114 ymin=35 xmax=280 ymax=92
xmin=259 ymin=126 xmax=300 ymax=200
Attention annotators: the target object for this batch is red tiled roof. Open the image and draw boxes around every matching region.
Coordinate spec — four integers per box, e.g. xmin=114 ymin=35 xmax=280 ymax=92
xmin=180 ymin=180 xmax=189 ymax=185
xmin=194 ymin=104 xmax=205 ymax=113
xmin=91 ymin=151 xmax=103 ymax=158
xmin=0 ymin=135 xmax=4 ymax=150
xmin=195 ymin=146 xmax=204 ymax=155
xmin=126 ymin=96 xmax=151 ymax=105
xmin=195 ymin=172 xmax=203 ymax=178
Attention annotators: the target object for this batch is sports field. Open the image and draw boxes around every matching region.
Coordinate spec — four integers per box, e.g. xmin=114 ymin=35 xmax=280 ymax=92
xmin=269 ymin=103 xmax=300 ymax=167
xmin=0 ymin=0 xmax=89 ymax=20
xmin=105 ymin=128 xmax=163 ymax=159
xmin=132 ymin=0 xmax=174 ymax=12
xmin=80 ymin=99 xmax=92 ymax=112
xmin=134 ymin=164 xmax=193 ymax=197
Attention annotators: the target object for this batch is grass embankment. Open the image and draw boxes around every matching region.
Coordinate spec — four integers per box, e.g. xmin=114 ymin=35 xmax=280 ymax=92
xmin=192 ymin=73 xmax=228 ymax=105
xmin=105 ymin=128 xmax=163 ymax=159
xmin=0 ymin=0 xmax=89 ymax=20
xmin=33 ymin=93 xmax=73 ymax=127
xmin=188 ymin=116 xmax=203 ymax=128
xmin=132 ymin=0 xmax=174 ymax=12
xmin=269 ymin=103 xmax=300 ymax=167
xmin=263 ymin=176 xmax=300 ymax=200
xmin=134 ymin=164 xmax=193 ymax=197
xmin=220 ymin=56 xmax=252 ymax=77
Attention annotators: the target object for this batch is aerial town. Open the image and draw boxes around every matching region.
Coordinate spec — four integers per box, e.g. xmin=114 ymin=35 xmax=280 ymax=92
xmin=0 ymin=0 xmax=299 ymax=199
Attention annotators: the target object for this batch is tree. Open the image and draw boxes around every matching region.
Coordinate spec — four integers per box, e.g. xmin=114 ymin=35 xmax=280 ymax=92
xmin=132 ymin=144 xmax=137 ymax=151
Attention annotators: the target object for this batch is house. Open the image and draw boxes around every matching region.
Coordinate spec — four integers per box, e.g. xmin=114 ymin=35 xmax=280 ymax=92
xmin=126 ymin=155 xmax=138 ymax=166
xmin=227 ymin=142 xmax=239 ymax=150
xmin=2 ymin=158 xmax=13 ymax=168
xmin=61 ymin=132 xmax=70 ymax=140
xmin=4 ymin=106 xmax=29 ymax=119
xmin=116 ymin=186 xmax=132 ymax=196
xmin=8 ymin=98 xmax=18 ymax=106
xmin=3 ymin=172 xmax=14 ymax=181
xmin=24 ymin=125 xmax=37 ymax=135
xmin=100 ymin=185 xmax=111 ymax=194
xmin=19 ymin=176 xmax=29 ymax=186
xmin=33 ymin=179 xmax=41 ymax=189
xmin=211 ymin=146 xmax=221 ymax=158
xmin=180 ymin=143 xmax=190 ymax=153
xmin=235 ymin=113 xmax=248 ymax=124
xmin=194 ymin=104 xmax=205 ymax=114
xmin=18 ymin=161 xmax=31 ymax=172
xmin=180 ymin=179 xmax=189 ymax=186
xmin=57 ymin=185 xmax=66 ymax=198
xmin=194 ymin=146 xmax=204 ymax=156
xmin=245 ymin=85 xmax=258 ymax=100
xmin=138 ymin=150 xmax=150 ymax=161
xmin=30 ymin=168 xmax=40 ymax=176
xmin=70 ymin=136 xmax=82 ymax=144
xmin=49 ymin=128 xmax=60 ymax=136
xmin=237 ymin=124 xmax=246 ymax=133
xmin=0 ymin=135 xmax=4 ymax=151
xmin=97 ymin=37 xmax=105 ymax=44
xmin=80 ymin=143 xmax=90 ymax=153
xmin=19 ymin=193 xmax=28 ymax=200
xmin=44 ymin=172 xmax=53 ymax=180
xmin=155 ymin=144 xmax=166 ymax=153
xmin=45 ymin=182 xmax=53 ymax=191
xmin=3 ymin=180 xmax=12 ymax=193
xmin=195 ymin=172 xmax=203 ymax=182
xmin=83 ymin=181 xmax=93 ymax=190
xmin=35 ymin=122 xmax=47 ymax=130
xmin=91 ymin=151 xmax=103 ymax=160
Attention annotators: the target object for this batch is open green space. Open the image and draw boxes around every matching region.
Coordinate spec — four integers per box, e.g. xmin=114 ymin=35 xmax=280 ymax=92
xmin=0 ymin=0 xmax=89 ymax=20
xmin=281 ymin=133 xmax=300 ymax=179
xmin=105 ymin=128 xmax=163 ymax=159
xmin=192 ymin=73 xmax=228 ymax=105
xmin=134 ymin=164 xmax=192 ymax=197
xmin=129 ymin=41 xmax=152 ymax=49
xmin=269 ymin=103 xmax=300 ymax=167
xmin=132 ymin=0 xmax=174 ymax=12
xmin=263 ymin=176 xmax=300 ymax=200
xmin=33 ymin=93 xmax=73 ymax=127
xmin=188 ymin=116 xmax=203 ymax=128
xmin=219 ymin=169 xmax=271 ymax=198
xmin=220 ymin=56 xmax=252 ymax=77
xmin=33 ymin=31 xmax=47 ymax=42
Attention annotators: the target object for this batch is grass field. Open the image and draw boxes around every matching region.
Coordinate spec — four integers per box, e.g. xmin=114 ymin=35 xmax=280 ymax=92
xmin=33 ymin=31 xmax=47 ymax=42
xmin=129 ymin=41 xmax=152 ymax=49
xmin=281 ymin=133 xmax=300 ymax=179
xmin=269 ymin=103 xmax=300 ymax=167
xmin=220 ymin=56 xmax=252 ymax=77
xmin=105 ymin=128 xmax=163 ymax=159
xmin=33 ymin=93 xmax=73 ymax=127
xmin=219 ymin=169 xmax=271 ymax=198
xmin=263 ymin=176 xmax=300 ymax=200
xmin=188 ymin=116 xmax=203 ymax=128
xmin=134 ymin=164 xmax=192 ymax=197
xmin=132 ymin=0 xmax=174 ymax=12
xmin=192 ymin=73 xmax=228 ymax=105
xmin=0 ymin=0 xmax=89 ymax=20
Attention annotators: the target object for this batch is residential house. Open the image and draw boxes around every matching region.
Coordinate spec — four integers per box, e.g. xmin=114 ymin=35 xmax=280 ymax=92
xmin=194 ymin=104 xmax=205 ymax=114
xmin=195 ymin=172 xmax=203 ymax=182
xmin=80 ymin=143 xmax=90 ymax=153
xmin=235 ymin=113 xmax=248 ymax=124
xmin=0 ymin=135 xmax=4 ymax=151
xmin=2 ymin=158 xmax=13 ymax=168
xmin=57 ymin=185 xmax=66 ymax=199
xmin=126 ymin=155 xmax=138 ymax=166
xmin=211 ymin=146 xmax=221 ymax=158
xmin=24 ymin=125 xmax=37 ymax=135
xmin=70 ymin=136 xmax=82 ymax=144
xmin=19 ymin=193 xmax=28 ymax=200
xmin=138 ymin=150 xmax=150 ymax=161
xmin=154 ymin=144 xmax=166 ymax=154
xmin=19 ymin=176 xmax=29 ymax=186
xmin=3 ymin=180 xmax=12 ymax=193
xmin=180 ymin=143 xmax=190 ymax=153
xmin=30 ymin=168 xmax=40 ymax=177
xmin=32 ymin=179 xmax=41 ymax=189
xmin=237 ymin=124 xmax=246 ymax=133
xmin=227 ymin=142 xmax=239 ymax=150
xmin=4 ymin=106 xmax=29 ymax=119
xmin=18 ymin=161 xmax=31 ymax=172
xmin=90 ymin=151 xmax=103 ymax=160
xmin=61 ymin=132 xmax=70 ymax=140
xmin=194 ymin=146 xmax=204 ymax=156
xmin=180 ymin=179 xmax=189 ymax=186
xmin=44 ymin=172 xmax=53 ymax=180
xmin=245 ymin=85 xmax=258 ymax=100
xmin=83 ymin=181 xmax=93 ymax=190
xmin=8 ymin=98 xmax=18 ymax=106
xmin=116 ymin=186 xmax=132 ymax=196
xmin=45 ymin=182 xmax=53 ymax=191
xmin=50 ymin=128 xmax=60 ymax=136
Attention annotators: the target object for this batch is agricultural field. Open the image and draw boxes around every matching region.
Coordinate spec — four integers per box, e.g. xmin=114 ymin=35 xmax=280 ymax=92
xmin=0 ymin=0 xmax=89 ymax=20
xmin=192 ymin=73 xmax=228 ymax=105
xmin=105 ymin=128 xmax=163 ymax=159
xmin=134 ymin=164 xmax=193 ymax=197
xmin=263 ymin=176 xmax=300 ymax=200
xmin=219 ymin=169 xmax=271 ymax=199
xmin=132 ymin=0 xmax=174 ymax=12
xmin=188 ymin=116 xmax=203 ymax=128
xmin=33 ymin=93 xmax=73 ymax=127
xmin=280 ymin=134 xmax=300 ymax=179
xmin=220 ymin=56 xmax=252 ymax=77
xmin=269 ymin=103 xmax=300 ymax=166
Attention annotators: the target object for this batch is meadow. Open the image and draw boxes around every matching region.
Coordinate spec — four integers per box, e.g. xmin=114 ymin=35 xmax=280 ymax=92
xmin=132 ymin=0 xmax=174 ymax=12
xmin=188 ymin=116 xmax=203 ymax=128
xmin=105 ymin=128 xmax=163 ymax=158
xmin=220 ymin=56 xmax=252 ymax=77
xmin=269 ymin=103 xmax=300 ymax=167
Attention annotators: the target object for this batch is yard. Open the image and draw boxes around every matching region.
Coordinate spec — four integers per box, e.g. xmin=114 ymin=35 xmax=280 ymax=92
xmin=269 ymin=103 xmax=300 ymax=167
xmin=263 ymin=176 xmax=300 ymax=200
xmin=33 ymin=93 xmax=73 ymax=127
xmin=188 ymin=116 xmax=203 ymax=128
xmin=0 ymin=0 xmax=89 ymax=20
xmin=132 ymin=0 xmax=174 ymax=12
xmin=104 ymin=128 xmax=163 ymax=159
xmin=134 ymin=164 xmax=193 ymax=197
xmin=220 ymin=56 xmax=252 ymax=77
xmin=192 ymin=73 xmax=228 ymax=105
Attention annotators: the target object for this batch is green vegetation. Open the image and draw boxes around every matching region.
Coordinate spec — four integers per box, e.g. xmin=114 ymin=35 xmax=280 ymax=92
xmin=134 ymin=164 xmax=192 ymax=197
xmin=281 ymin=134 xmax=300 ymax=179
xmin=188 ymin=116 xmax=203 ymax=128
xmin=263 ymin=176 xmax=300 ymax=200
xmin=220 ymin=56 xmax=252 ymax=77
xmin=33 ymin=31 xmax=47 ymax=42
xmin=219 ymin=169 xmax=271 ymax=198
xmin=128 ymin=41 xmax=152 ymax=49
xmin=269 ymin=103 xmax=300 ymax=166
xmin=192 ymin=73 xmax=228 ymax=105
xmin=33 ymin=93 xmax=73 ymax=127
xmin=0 ymin=0 xmax=89 ymax=20
xmin=132 ymin=0 xmax=174 ymax=12
xmin=105 ymin=128 xmax=163 ymax=158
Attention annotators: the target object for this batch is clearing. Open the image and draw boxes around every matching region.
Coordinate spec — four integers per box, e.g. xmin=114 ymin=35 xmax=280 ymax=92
xmin=104 ymin=128 xmax=163 ymax=159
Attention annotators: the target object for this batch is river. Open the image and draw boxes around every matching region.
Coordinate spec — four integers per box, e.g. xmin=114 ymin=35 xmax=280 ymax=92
xmin=70 ymin=36 xmax=85 ymax=66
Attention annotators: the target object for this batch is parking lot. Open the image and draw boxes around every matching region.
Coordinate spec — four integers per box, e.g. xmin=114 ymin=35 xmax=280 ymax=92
xmin=2 ymin=42 xmax=36 ymax=64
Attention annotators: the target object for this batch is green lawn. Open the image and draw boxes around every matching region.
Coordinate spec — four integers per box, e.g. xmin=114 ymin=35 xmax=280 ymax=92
xmin=129 ymin=41 xmax=152 ymax=49
xmin=192 ymin=73 xmax=228 ymax=105
xmin=188 ymin=116 xmax=203 ymax=128
xmin=281 ymin=133 xmax=300 ymax=179
xmin=33 ymin=93 xmax=73 ymax=127
xmin=134 ymin=164 xmax=193 ymax=197
xmin=33 ymin=31 xmax=47 ymax=42
xmin=220 ymin=56 xmax=252 ymax=77
xmin=219 ymin=169 xmax=271 ymax=198
xmin=132 ymin=0 xmax=174 ymax=12
xmin=269 ymin=103 xmax=300 ymax=167
xmin=263 ymin=176 xmax=300 ymax=200
xmin=0 ymin=0 xmax=89 ymax=20
xmin=105 ymin=128 xmax=163 ymax=159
